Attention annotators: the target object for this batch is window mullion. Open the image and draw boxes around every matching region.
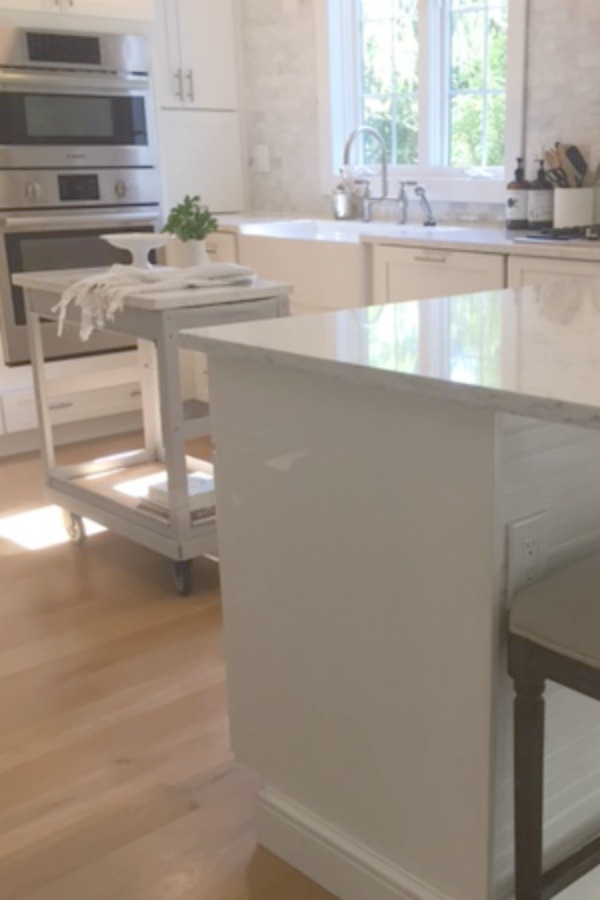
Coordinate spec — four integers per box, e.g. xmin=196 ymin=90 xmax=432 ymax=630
xmin=421 ymin=0 xmax=447 ymax=167
xmin=417 ymin=0 xmax=432 ymax=166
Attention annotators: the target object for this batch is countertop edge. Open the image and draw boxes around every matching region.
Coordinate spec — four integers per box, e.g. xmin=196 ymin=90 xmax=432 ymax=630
xmin=179 ymin=330 xmax=600 ymax=431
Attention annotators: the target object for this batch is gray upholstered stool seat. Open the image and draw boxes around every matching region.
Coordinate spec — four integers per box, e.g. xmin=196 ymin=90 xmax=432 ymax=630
xmin=508 ymin=554 xmax=600 ymax=900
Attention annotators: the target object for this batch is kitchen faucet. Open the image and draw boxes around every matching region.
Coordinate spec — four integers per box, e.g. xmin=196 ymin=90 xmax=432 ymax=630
xmin=343 ymin=125 xmax=398 ymax=221
xmin=342 ymin=126 xmax=436 ymax=225
xmin=343 ymin=125 xmax=388 ymax=200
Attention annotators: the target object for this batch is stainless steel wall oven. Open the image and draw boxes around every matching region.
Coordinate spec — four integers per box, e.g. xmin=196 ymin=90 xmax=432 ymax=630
xmin=0 ymin=26 xmax=161 ymax=365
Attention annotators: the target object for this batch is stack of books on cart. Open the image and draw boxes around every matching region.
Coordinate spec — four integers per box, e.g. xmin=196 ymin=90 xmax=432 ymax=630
xmin=138 ymin=472 xmax=216 ymax=522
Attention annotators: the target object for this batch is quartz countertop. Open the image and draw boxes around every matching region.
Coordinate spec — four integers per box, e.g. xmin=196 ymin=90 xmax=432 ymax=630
xmin=219 ymin=213 xmax=600 ymax=260
xmin=181 ymin=281 xmax=600 ymax=429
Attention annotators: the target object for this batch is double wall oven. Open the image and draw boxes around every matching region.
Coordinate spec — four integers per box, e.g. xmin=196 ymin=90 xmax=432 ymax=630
xmin=0 ymin=26 xmax=161 ymax=365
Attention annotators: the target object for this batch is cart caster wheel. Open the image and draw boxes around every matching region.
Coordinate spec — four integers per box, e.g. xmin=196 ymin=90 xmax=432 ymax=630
xmin=62 ymin=510 xmax=86 ymax=545
xmin=173 ymin=560 xmax=193 ymax=596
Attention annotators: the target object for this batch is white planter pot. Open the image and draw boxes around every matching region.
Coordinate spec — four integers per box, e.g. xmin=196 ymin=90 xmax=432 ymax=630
xmin=165 ymin=238 xmax=210 ymax=268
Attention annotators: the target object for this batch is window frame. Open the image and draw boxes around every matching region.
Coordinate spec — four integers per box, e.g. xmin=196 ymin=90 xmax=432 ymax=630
xmin=315 ymin=0 xmax=528 ymax=205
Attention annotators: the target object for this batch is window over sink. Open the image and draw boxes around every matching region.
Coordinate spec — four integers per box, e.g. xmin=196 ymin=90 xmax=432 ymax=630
xmin=316 ymin=0 xmax=528 ymax=203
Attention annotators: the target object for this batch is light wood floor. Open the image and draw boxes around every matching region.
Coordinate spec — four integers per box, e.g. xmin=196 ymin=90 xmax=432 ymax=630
xmin=0 ymin=433 xmax=335 ymax=900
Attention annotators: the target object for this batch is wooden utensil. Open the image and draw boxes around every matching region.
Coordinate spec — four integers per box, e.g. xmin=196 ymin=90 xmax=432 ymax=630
xmin=544 ymin=149 xmax=568 ymax=186
xmin=555 ymin=142 xmax=579 ymax=187
xmin=565 ymin=145 xmax=590 ymax=187
xmin=545 ymin=148 xmax=560 ymax=170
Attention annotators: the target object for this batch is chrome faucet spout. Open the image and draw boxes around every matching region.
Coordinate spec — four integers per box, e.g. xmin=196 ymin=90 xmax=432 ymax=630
xmin=343 ymin=125 xmax=388 ymax=200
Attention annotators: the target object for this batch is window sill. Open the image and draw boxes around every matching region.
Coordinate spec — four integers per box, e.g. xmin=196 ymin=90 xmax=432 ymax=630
xmin=324 ymin=170 xmax=505 ymax=208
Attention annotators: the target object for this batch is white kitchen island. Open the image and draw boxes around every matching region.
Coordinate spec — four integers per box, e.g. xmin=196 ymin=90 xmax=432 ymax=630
xmin=181 ymin=281 xmax=600 ymax=900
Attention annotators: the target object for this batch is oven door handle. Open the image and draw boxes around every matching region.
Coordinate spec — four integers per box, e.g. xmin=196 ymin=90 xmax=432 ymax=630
xmin=0 ymin=211 xmax=160 ymax=233
xmin=0 ymin=70 xmax=149 ymax=93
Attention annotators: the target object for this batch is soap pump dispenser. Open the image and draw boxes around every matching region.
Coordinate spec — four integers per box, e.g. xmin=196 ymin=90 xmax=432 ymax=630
xmin=505 ymin=157 xmax=529 ymax=231
xmin=528 ymin=159 xmax=553 ymax=230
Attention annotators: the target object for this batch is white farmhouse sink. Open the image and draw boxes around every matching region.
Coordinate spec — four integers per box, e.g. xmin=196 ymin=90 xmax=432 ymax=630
xmin=238 ymin=218 xmax=465 ymax=244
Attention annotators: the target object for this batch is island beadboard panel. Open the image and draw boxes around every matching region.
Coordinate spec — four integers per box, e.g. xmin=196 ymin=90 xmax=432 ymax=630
xmin=492 ymin=414 xmax=600 ymax=896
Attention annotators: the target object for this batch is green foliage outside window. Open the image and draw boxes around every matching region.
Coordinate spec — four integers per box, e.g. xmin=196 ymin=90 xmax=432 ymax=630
xmin=357 ymin=0 xmax=507 ymax=168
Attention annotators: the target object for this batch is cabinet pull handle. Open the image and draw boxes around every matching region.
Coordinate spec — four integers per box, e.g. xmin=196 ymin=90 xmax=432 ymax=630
xmin=186 ymin=69 xmax=195 ymax=102
xmin=413 ymin=253 xmax=448 ymax=263
xmin=49 ymin=400 xmax=74 ymax=411
xmin=174 ymin=68 xmax=184 ymax=101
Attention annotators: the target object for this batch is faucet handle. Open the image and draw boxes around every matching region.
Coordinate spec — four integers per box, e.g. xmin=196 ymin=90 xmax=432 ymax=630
xmin=413 ymin=184 xmax=436 ymax=226
xmin=397 ymin=179 xmax=417 ymax=196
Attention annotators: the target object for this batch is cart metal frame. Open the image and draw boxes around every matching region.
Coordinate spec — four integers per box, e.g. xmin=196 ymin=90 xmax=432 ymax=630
xmin=14 ymin=269 xmax=290 ymax=592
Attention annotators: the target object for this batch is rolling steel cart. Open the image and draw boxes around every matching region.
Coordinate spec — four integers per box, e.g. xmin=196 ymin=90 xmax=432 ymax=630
xmin=14 ymin=268 xmax=291 ymax=594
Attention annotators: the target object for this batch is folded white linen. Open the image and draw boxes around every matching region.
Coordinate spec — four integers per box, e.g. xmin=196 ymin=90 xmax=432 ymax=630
xmin=52 ymin=262 xmax=257 ymax=340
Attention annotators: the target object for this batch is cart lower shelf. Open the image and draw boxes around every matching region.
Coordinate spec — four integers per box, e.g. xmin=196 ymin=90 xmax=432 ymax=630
xmin=53 ymin=455 xmax=218 ymax=595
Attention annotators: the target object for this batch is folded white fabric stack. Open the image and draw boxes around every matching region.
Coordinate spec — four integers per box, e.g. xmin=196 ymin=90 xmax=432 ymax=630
xmin=53 ymin=261 xmax=256 ymax=340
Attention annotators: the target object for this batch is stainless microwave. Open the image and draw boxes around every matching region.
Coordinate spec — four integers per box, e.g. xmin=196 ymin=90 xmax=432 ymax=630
xmin=0 ymin=27 xmax=157 ymax=169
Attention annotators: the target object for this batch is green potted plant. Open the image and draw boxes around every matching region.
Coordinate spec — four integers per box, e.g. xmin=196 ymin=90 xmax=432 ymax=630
xmin=162 ymin=194 xmax=218 ymax=267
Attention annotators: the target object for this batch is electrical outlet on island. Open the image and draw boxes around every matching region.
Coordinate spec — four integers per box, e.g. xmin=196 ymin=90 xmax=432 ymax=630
xmin=506 ymin=511 xmax=548 ymax=602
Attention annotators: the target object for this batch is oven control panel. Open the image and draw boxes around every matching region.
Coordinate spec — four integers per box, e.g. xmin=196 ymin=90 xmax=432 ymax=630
xmin=0 ymin=169 xmax=160 ymax=211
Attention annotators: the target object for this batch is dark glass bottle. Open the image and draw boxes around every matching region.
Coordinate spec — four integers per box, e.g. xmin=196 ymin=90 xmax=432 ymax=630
xmin=528 ymin=160 xmax=553 ymax=230
xmin=505 ymin=157 xmax=529 ymax=231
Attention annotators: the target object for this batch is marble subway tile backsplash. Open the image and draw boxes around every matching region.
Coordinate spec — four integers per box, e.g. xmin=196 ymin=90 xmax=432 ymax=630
xmin=525 ymin=0 xmax=600 ymax=177
xmin=241 ymin=0 xmax=325 ymax=214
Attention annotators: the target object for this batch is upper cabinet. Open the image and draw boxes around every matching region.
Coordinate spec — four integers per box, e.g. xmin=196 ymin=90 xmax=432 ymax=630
xmin=0 ymin=0 xmax=153 ymax=19
xmin=160 ymin=0 xmax=237 ymax=110
xmin=68 ymin=0 xmax=153 ymax=18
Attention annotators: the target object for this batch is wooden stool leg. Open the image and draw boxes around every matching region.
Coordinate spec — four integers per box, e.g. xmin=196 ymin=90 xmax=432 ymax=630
xmin=513 ymin=676 xmax=546 ymax=900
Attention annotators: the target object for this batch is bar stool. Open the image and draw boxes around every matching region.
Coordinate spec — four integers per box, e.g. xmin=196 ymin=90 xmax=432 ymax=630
xmin=508 ymin=554 xmax=600 ymax=900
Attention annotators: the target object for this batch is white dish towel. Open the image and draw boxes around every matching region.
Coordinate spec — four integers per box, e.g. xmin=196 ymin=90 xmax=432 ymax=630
xmin=53 ymin=262 xmax=256 ymax=340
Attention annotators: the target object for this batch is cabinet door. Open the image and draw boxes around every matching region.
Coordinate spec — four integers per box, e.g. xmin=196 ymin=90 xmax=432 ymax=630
xmin=160 ymin=110 xmax=244 ymax=212
xmin=238 ymin=236 xmax=365 ymax=314
xmin=0 ymin=1 xmax=56 ymax=11
xmin=372 ymin=245 xmax=505 ymax=304
xmin=156 ymin=0 xmax=184 ymax=108
xmin=205 ymin=231 xmax=238 ymax=263
xmin=68 ymin=0 xmax=153 ymax=17
xmin=507 ymin=255 xmax=600 ymax=289
xmin=177 ymin=0 xmax=237 ymax=110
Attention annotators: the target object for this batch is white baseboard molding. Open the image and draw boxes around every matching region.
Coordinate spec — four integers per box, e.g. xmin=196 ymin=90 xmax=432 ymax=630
xmin=0 ymin=411 xmax=143 ymax=459
xmin=257 ymin=787 xmax=454 ymax=900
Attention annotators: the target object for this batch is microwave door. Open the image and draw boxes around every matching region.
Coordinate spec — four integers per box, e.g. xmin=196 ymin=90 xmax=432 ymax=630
xmin=0 ymin=83 xmax=155 ymax=169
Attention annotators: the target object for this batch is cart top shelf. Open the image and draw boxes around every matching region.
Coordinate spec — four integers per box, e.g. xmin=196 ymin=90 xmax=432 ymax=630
xmin=13 ymin=268 xmax=292 ymax=312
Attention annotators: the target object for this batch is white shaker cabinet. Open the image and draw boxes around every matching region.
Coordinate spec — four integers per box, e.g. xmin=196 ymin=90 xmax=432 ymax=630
xmin=68 ymin=0 xmax=153 ymax=18
xmin=372 ymin=244 xmax=506 ymax=304
xmin=155 ymin=0 xmax=243 ymax=213
xmin=508 ymin=254 xmax=600 ymax=288
xmin=159 ymin=109 xmax=244 ymax=213
xmin=0 ymin=0 xmax=153 ymax=17
xmin=238 ymin=235 xmax=366 ymax=315
xmin=160 ymin=0 xmax=237 ymax=110
xmin=0 ymin=0 xmax=49 ymax=10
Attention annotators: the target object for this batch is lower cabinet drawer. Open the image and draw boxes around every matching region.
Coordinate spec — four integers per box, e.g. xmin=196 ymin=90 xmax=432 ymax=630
xmin=2 ymin=382 xmax=142 ymax=434
xmin=205 ymin=231 xmax=238 ymax=262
